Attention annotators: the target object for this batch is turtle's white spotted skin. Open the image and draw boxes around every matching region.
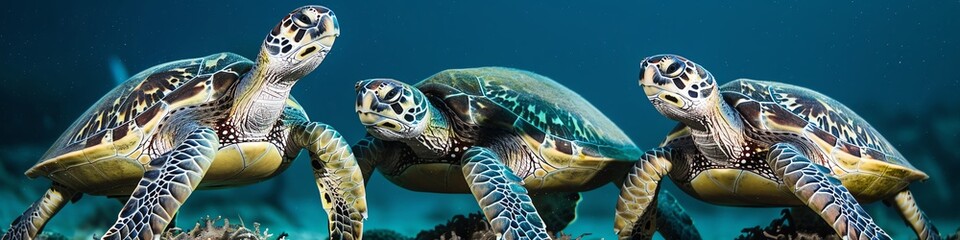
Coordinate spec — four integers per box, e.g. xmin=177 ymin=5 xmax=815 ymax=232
xmin=352 ymin=68 xmax=703 ymax=239
xmin=3 ymin=6 xmax=366 ymax=240
xmin=616 ymin=54 xmax=939 ymax=240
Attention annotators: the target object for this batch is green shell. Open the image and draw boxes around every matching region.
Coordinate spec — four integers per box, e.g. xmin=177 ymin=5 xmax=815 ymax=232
xmin=417 ymin=67 xmax=639 ymax=159
xmin=33 ymin=53 xmax=252 ymax=171
xmin=721 ymin=79 xmax=920 ymax=171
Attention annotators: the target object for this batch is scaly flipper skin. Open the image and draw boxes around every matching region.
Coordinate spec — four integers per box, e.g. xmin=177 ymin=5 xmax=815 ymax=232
xmin=654 ymin=190 xmax=701 ymax=240
xmin=461 ymin=147 xmax=551 ymax=240
xmin=886 ymin=190 xmax=940 ymax=240
xmin=290 ymin=122 xmax=367 ymax=240
xmin=615 ymin=148 xmax=674 ymax=240
xmin=101 ymin=127 xmax=219 ymax=239
xmin=767 ymin=143 xmax=889 ymax=240
xmin=2 ymin=184 xmax=77 ymax=240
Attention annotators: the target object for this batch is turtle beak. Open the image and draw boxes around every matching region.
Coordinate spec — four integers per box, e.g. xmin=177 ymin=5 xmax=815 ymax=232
xmin=317 ymin=13 xmax=340 ymax=49
xmin=357 ymin=112 xmax=383 ymax=127
xmin=356 ymin=94 xmax=379 ymax=126
xmin=640 ymin=63 xmax=662 ymax=97
xmin=355 ymin=79 xmax=385 ymax=126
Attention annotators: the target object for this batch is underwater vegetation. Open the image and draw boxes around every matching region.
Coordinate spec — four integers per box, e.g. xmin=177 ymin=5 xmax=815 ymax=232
xmin=364 ymin=211 xmax=589 ymax=240
xmin=0 ymin=216 xmax=276 ymax=240
xmin=412 ymin=212 xmax=492 ymax=240
xmin=738 ymin=208 xmax=960 ymax=240
xmin=736 ymin=208 xmax=839 ymax=240
xmin=161 ymin=216 xmax=276 ymax=240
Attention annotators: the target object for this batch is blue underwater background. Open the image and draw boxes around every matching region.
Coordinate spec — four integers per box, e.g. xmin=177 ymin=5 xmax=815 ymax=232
xmin=1 ymin=1 xmax=958 ymax=239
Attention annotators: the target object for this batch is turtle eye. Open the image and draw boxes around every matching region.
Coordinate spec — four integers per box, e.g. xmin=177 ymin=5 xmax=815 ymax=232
xmin=293 ymin=12 xmax=316 ymax=28
xmin=381 ymin=87 xmax=402 ymax=103
xmin=663 ymin=61 xmax=684 ymax=77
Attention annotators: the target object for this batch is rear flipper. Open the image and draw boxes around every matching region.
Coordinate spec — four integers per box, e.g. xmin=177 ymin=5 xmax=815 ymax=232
xmin=885 ymin=190 xmax=940 ymax=240
xmin=2 ymin=184 xmax=77 ymax=240
xmin=655 ymin=190 xmax=701 ymax=240
xmin=530 ymin=192 xmax=581 ymax=232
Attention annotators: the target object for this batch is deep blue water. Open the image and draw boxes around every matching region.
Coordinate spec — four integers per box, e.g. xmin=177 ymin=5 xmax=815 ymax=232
xmin=1 ymin=1 xmax=958 ymax=239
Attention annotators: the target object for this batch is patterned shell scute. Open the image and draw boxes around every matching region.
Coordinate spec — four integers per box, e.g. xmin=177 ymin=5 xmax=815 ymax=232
xmin=420 ymin=67 xmax=638 ymax=157
xmin=40 ymin=53 xmax=253 ymax=160
xmin=720 ymin=79 xmax=914 ymax=169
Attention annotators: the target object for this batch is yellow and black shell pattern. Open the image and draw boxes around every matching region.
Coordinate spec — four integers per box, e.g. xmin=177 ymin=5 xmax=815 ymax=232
xmin=719 ymin=79 xmax=927 ymax=181
xmin=418 ymin=67 xmax=641 ymax=161
xmin=27 ymin=53 xmax=252 ymax=178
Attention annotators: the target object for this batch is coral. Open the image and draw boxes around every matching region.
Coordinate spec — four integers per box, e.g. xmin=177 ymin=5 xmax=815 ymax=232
xmin=2 ymin=216 xmax=279 ymax=240
xmin=736 ymin=208 xmax=838 ymax=240
xmin=363 ymin=229 xmax=410 ymax=240
xmin=947 ymin=227 xmax=960 ymax=240
xmin=415 ymin=211 xmax=490 ymax=240
xmin=163 ymin=216 xmax=276 ymax=240
xmin=413 ymin=211 xmax=588 ymax=240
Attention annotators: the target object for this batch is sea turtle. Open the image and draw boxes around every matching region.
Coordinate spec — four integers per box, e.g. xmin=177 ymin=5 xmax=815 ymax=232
xmin=2 ymin=6 xmax=366 ymax=240
xmin=615 ymin=54 xmax=940 ymax=239
xmin=351 ymin=67 xmax=701 ymax=239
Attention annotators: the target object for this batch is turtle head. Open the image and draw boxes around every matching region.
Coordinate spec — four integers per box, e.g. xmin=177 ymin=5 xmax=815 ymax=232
xmin=355 ymin=78 xmax=432 ymax=141
xmin=258 ymin=5 xmax=340 ymax=82
xmin=639 ymin=54 xmax=719 ymax=126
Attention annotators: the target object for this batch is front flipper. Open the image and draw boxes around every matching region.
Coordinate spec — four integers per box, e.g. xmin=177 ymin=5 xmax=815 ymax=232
xmin=461 ymin=147 xmax=551 ymax=240
xmin=101 ymin=127 xmax=218 ymax=239
xmin=767 ymin=143 xmax=890 ymax=240
xmin=530 ymin=192 xmax=581 ymax=232
xmin=291 ymin=122 xmax=366 ymax=240
xmin=615 ymin=147 xmax=674 ymax=239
